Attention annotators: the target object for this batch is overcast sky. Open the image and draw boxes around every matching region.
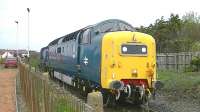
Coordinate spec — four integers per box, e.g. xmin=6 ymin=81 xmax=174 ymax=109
xmin=0 ymin=0 xmax=199 ymax=51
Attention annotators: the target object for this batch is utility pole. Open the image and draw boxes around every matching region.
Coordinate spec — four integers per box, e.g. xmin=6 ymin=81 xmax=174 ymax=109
xmin=15 ymin=20 xmax=19 ymax=57
xmin=27 ymin=8 xmax=30 ymax=58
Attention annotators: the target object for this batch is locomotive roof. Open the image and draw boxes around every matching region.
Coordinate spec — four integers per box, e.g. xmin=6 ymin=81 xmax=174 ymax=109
xmin=40 ymin=46 xmax=48 ymax=53
xmin=48 ymin=19 xmax=135 ymax=46
xmin=93 ymin=19 xmax=135 ymax=32
xmin=48 ymin=27 xmax=90 ymax=46
xmin=48 ymin=37 xmax=61 ymax=46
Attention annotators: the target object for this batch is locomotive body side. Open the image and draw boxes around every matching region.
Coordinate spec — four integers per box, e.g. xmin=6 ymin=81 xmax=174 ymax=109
xmin=48 ymin=38 xmax=78 ymax=77
xmin=47 ymin=28 xmax=103 ymax=86
xmin=77 ymin=31 xmax=103 ymax=85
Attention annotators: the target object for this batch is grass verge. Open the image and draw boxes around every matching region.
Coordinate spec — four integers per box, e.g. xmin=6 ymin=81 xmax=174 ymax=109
xmin=158 ymin=71 xmax=200 ymax=100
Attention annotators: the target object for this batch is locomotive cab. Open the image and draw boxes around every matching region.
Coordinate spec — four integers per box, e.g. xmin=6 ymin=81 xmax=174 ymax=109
xmin=101 ymin=31 xmax=156 ymax=104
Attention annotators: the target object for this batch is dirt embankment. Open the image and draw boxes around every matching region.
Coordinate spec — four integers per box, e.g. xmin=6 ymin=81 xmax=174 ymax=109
xmin=0 ymin=68 xmax=17 ymax=112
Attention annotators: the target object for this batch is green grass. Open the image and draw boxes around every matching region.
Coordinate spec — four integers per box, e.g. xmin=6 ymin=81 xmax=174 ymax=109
xmin=0 ymin=58 xmax=4 ymax=64
xmin=29 ymin=56 xmax=40 ymax=67
xmin=24 ymin=52 xmax=40 ymax=68
xmin=51 ymin=98 xmax=79 ymax=112
xmin=158 ymin=70 xmax=200 ymax=99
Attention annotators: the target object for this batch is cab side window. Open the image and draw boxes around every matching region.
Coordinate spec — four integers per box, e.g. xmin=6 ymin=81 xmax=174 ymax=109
xmin=80 ymin=29 xmax=90 ymax=44
xmin=62 ymin=47 xmax=64 ymax=53
xmin=57 ymin=47 xmax=61 ymax=54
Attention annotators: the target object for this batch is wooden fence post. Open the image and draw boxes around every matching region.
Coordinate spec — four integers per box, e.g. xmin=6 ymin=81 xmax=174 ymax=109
xmin=166 ymin=53 xmax=169 ymax=70
xmin=87 ymin=92 xmax=103 ymax=112
xmin=184 ymin=53 xmax=187 ymax=71
xmin=176 ymin=53 xmax=179 ymax=72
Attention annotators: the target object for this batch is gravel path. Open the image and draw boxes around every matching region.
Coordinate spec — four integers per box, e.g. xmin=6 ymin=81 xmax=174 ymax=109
xmin=0 ymin=67 xmax=17 ymax=112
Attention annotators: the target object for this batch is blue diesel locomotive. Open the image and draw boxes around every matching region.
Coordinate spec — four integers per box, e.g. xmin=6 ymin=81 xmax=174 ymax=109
xmin=40 ymin=19 xmax=157 ymax=106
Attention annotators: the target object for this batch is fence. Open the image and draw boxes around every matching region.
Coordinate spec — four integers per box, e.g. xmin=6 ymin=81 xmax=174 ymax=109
xmin=18 ymin=62 xmax=94 ymax=112
xmin=157 ymin=52 xmax=200 ymax=71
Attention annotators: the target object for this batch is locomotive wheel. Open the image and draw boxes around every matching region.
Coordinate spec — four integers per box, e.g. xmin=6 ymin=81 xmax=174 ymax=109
xmin=133 ymin=91 xmax=143 ymax=105
xmin=116 ymin=93 xmax=126 ymax=104
xmin=73 ymin=80 xmax=78 ymax=89
xmin=140 ymin=94 xmax=150 ymax=110
xmin=59 ymin=80 xmax=64 ymax=87
xmin=152 ymin=89 xmax=156 ymax=100
xmin=81 ymin=85 xmax=89 ymax=97
xmin=133 ymin=93 xmax=149 ymax=109
xmin=103 ymin=92 xmax=116 ymax=107
xmin=49 ymin=69 xmax=54 ymax=80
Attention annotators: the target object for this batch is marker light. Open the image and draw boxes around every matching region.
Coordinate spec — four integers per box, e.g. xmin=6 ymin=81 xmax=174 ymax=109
xmin=142 ymin=47 xmax=146 ymax=53
xmin=133 ymin=69 xmax=137 ymax=74
xmin=122 ymin=46 xmax=127 ymax=52
xmin=132 ymin=69 xmax=138 ymax=77
xmin=112 ymin=73 xmax=115 ymax=79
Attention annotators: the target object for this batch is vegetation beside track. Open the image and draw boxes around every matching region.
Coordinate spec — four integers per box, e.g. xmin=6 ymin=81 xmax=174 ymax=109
xmin=23 ymin=51 xmax=40 ymax=67
xmin=29 ymin=55 xmax=40 ymax=67
xmin=158 ymin=71 xmax=200 ymax=101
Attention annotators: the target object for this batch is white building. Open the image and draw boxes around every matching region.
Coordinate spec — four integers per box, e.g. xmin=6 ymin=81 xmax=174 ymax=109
xmin=1 ymin=52 xmax=14 ymax=58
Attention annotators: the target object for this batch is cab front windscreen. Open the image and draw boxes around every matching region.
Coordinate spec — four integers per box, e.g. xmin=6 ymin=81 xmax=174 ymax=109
xmin=121 ymin=44 xmax=147 ymax=55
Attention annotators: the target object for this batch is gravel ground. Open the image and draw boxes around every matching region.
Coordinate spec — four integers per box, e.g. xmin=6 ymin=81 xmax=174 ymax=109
xmin=149 ymin=91 xmax=200 ymax=112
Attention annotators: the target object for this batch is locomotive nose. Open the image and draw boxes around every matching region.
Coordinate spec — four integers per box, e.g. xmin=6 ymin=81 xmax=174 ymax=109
xmin=101 ymin=31 xmax=156 ymax=90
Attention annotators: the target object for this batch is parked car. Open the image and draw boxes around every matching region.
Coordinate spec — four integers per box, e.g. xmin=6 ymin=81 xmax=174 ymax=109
xmin=4 ymin=57 xmax=17 ymax=68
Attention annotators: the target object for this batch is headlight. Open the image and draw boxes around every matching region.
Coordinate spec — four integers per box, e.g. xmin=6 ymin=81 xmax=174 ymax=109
xmin=142 ymin=47 xmax=146 ymax=53
xmin=122 ymin=46 xmax=127 ymax=52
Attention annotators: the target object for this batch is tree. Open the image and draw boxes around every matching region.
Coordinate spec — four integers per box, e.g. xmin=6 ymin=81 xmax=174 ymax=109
xmin=138 ymin=12 xmax=200 ymax=53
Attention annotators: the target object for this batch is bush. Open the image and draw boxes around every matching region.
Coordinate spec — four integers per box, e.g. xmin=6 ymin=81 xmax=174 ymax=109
xmin=190 ymin=56 xmax=200 ymax=72
xmin=185 ymin=66 xmax=196 ymax=72
xmin=0 ymin=57 xmax=5 ymax=64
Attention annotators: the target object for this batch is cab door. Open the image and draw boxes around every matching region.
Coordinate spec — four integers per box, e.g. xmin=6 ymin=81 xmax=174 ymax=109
xmin=77 ymin=29 xmax=91 ymax=79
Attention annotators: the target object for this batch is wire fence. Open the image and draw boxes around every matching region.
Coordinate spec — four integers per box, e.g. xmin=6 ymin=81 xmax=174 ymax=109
xmin=18 ymin=62 xmax=94 ymax=112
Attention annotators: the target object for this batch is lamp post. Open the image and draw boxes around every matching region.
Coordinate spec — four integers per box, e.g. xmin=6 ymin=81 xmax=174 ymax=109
xmin=27 ymin=8 xmax=30 ymax=58
xmin=15 ymin=20 xmax=19 ymax=57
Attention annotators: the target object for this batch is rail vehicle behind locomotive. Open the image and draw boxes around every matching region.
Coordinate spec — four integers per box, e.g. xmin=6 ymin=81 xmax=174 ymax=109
xmin=40 ymin=19 xmax=157 ymax=105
